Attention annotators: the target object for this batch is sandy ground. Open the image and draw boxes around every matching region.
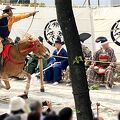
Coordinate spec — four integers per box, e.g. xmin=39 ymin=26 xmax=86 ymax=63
xmin=0 ymin=79 xmax=120 ymax=120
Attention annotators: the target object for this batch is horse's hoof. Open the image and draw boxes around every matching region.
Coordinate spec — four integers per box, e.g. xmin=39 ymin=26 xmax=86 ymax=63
xmin=40 ymin=89 xmax=45 ymax=92
xmin=18 ymin=94 xmax=28 ymax=99
xmin=105 ymin=82 xmax=112 ymax=89
xmin=6 ymin=87 xmax=11 ymax=90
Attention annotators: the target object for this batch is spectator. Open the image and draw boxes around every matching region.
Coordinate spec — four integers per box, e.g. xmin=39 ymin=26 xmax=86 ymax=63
xmin=29 ymin=100 xmax=54 ymax=120
xmin=59 ymin=107 xmax=73 ymax=120
xmin=29 ymin=100 xmax=42 ymax=114
xmin=44 ymin=115 xmax=59 ymax=120
xmin=5 ymin=97 xmax=30 ymax=120
xmin=5 ymin=115 xmax=21 ymax=120
xmin=9 ymin=97 xmax=30 ymax=114
xmin=27 ymin=112 xmax=40 ymax=120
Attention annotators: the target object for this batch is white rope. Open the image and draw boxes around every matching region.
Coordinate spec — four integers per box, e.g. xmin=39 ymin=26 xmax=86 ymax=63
xmin=51 ymin=55 xmax=119 ymax=64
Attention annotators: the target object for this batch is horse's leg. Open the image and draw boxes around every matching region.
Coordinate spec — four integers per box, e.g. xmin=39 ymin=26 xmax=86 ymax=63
xmin=3 ymin=80 xmax=10 ymax=90
xmin=22 ymin=70 xmax=31 ymax=95
xmin=2 ymin=77 xmax=10 ymax=90
xmin=0 ymin=80 xmax=5 ymax=89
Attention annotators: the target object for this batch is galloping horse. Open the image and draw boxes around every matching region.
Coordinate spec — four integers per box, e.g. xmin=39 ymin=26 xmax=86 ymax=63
xmin=0 ymin=34 xmax=48 ymax=97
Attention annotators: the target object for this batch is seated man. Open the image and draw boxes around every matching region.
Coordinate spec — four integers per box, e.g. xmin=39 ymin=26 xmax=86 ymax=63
xmin=66 ymin=34 xmax=92 ymax=86
xmin=86 ymin=37 xmax=116 ymax=88
xmin=81 ymin=39 xmax=92 ymax=69
xmin=27 ymin=53 xmax=39 ymax=75
xmin=44 ymin=37 xmax=68 ymax=85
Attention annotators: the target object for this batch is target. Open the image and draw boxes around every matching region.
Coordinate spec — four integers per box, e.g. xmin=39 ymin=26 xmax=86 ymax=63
xmin=44 ymin=19 xmax=64 ymax=46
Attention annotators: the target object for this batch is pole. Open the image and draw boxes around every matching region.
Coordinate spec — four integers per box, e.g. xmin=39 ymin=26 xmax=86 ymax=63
xmin=88 ymin=0 xmax=91 ymax=6
xmin=39 ymin=58 xmax=45 ymax=92
xmin=98 ymin=0 xmax=100 ymax=7
xmin=96 ymin=103 xmax=100 ymax=118
xmin=88 ymin=0 xmax=96 ymax=55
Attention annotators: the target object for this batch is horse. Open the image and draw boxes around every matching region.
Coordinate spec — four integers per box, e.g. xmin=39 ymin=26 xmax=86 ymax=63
xmin=0 ymin=34 xmax=48 ymax=97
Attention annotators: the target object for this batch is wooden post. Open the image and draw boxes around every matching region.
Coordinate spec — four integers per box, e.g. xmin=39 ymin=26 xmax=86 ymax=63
xmin=39 ymin=58 xmax=45 ymax=92
xmin=96 ymin=103 xmax=100 ymax=118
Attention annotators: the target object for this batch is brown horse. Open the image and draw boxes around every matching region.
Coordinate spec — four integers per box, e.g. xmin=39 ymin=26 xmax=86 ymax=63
xmin=0 ymin=34 xmax=48 ymax=96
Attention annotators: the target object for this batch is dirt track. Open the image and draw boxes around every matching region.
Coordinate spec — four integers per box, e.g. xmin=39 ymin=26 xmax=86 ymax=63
xmin=0 ymin=79 xmax=120 ymax=120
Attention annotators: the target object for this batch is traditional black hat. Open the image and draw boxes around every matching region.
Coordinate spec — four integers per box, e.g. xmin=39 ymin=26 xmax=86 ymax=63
xmin=95 ymin=37 xmax=108 ymax=45
xmin=79 ymin=33 xmax=91 ymax=43
xmin=38 ymin=36 xmax=43 ymax=43
xmin=55 ymin=36 xmax=62 ymax=44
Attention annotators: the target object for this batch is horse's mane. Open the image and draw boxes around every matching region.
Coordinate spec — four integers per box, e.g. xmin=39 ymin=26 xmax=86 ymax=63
xmin=20 ymin=33 xmax=37 ymax=43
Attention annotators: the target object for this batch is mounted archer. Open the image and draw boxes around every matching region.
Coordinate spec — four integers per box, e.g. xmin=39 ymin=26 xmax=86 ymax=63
xmin=0 ymin=5 xmax=37 ymax=69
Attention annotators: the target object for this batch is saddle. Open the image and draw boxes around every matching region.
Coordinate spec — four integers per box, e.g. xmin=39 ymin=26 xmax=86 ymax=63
xmin=1 ymin=44 xmax=12 ymax=64
xmin=0 ymin=44 xmax=12 ymax=71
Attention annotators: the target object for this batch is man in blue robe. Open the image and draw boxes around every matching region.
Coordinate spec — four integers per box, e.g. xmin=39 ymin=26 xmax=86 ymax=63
xmin=44 ymin=37 xmax=68 ymax=85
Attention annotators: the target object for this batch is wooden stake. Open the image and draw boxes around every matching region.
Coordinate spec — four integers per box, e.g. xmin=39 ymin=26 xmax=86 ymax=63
xmin=96 ymin=103 xmax=100 ymax=118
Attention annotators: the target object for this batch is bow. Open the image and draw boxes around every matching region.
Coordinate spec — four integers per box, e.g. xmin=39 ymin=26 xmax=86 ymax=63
xmin=24 ymin=0 xmax=37 ymax=36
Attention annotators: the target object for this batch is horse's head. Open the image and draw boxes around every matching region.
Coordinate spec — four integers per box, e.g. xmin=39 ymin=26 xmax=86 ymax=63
xmin=21 ymin=34 xmax=50 ymax=58
xmin=32 ymin=40 xmax=50 ymax=58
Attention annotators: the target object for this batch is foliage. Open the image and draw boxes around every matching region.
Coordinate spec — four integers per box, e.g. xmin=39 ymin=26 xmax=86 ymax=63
xmin=76 ymin=109 xmax=81 ymax=114
xmin=73 ymin=56 xmax=84 ymax=64
xmin=89 ymin=84 xmax=99 ymax=90
xmin=30 ymin=3 xmax=46 ymax=7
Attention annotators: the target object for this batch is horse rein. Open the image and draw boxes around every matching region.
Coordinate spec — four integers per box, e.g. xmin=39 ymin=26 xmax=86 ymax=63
xmin=6 ymin=40 xmax=40 ymax=65
xmin=19 ymin=40 xmax=40 ymax=54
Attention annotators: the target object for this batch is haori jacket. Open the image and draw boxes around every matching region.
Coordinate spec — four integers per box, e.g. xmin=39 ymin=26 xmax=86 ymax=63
xmin=52 ymin=48 xmax=68 ymax=70
xmin=0 ymin=13 xmax=30 ymax=38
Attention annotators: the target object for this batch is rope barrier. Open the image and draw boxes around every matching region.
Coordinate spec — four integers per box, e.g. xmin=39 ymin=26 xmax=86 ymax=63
xmin=51 ymin=55 xmax=120 ymax=64
xmin=32 ymin=55 xmax=120 ymax=73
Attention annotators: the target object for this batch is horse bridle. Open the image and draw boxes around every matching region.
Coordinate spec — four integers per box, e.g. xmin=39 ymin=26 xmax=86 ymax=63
xmin=16 ymin=40 xmax=40 ymax=54
xmin=9 ymin=40 xmax=40 ymax=65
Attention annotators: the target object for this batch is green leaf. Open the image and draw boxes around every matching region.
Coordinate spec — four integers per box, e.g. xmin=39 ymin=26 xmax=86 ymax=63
xmin=89 ymin=84 xmax=99 ymax=90
xmin=76 ymin=109 xmax=81 ymax=114
xmin=73 ymin=56 xmax=84 ymax=64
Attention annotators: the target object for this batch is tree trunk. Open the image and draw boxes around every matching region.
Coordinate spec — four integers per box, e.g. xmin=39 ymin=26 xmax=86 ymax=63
xmin=55 ymin=0 xmax=93 ymax=120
